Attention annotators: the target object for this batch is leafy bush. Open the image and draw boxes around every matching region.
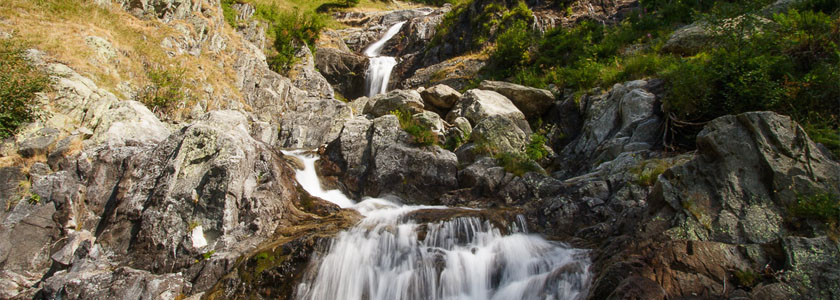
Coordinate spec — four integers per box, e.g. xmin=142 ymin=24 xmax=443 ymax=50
xmin=266 ymin=9 xmax=327 ymax=72
xmin=432 ymin=0 xmax=533 ymax=53
xmin=137 ymin=65 xmax=192 ymax=114
xmin=491 ymin=19 xmax=532 ymax=69
xmin=662 ymin=9 xmax=838 ymax=148
xmin=0 ymin=38 xmax=50 ymax=139
xmin=525 ymin=132 xmax=548 ymax=161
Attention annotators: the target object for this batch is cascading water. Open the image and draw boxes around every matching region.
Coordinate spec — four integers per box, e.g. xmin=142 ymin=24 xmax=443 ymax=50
xmin=364 ymin=21 xmax=407 ymax=97
xmin=283 ymin=151 xmax=592 ymax=300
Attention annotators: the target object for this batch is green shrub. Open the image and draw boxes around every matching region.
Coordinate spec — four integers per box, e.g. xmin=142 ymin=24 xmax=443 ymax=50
xmin=491 ymin=19 xmax=532 ymax=69
xmin=389 ymin=109 xmax=439 ymax=147
xmin=0 ymin=38 xmax=50 ymax=139
xmin=525 ymin=132 xmax=548 ymax=161
xmin=494 ymin=152 xmax=543 ymax=177
xmin=266 ymin=9 xmax=327 ymax=72
xmin=789 ymin=192 xmax=840 ymax=224
xmin=432 ymin=0 xmax=533 ymax=52
xmin=137 ymin=65 xmax=191 ymax=114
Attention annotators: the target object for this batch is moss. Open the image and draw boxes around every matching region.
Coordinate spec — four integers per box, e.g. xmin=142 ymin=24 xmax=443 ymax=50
xmin=630 ymin=159 xmax=674 ymax=186
xmin=734 ymin=269 xmax=760 ymax=288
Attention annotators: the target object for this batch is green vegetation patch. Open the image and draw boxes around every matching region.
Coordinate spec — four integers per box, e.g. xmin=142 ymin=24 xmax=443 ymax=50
xmin=494 ymin=151 xmax=544 ymax=177
xmin=266 ymin=8 xmax=327 ymax=73
xmin=390 ymin=109 xmax=439 ymax=147
xmin=470 ymin=0 xmax=838 ymax=152
xmin=137 ymin=64 xmax=193 ymax=116
xmin=0 ymin=37 xmax=50 ymax=139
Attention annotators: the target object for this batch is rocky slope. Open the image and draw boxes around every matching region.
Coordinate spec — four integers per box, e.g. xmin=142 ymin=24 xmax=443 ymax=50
xmin=1 ymin=0 xmax=838 ymax=299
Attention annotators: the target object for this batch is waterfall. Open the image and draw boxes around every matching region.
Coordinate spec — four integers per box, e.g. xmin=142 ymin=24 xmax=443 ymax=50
xmin=364 ymin=21 xmax=407 ymax=97
xmin=283 ymin=152 xmax=592 ymax=300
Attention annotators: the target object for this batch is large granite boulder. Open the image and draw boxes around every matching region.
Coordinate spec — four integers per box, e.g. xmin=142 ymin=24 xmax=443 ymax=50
xmin=420 ymin=84 xmax=461 ymax=111
xmin=653 ymin=112 xmax=840 ymax=244
xmin=478 ymin=80 xmax=555 ymax=120
xmin=447 ymin=89 xmax=531 ymax=135
xmin=470 ymin=115 xmax=530 ymax=154
xmin=591 ymin=111 xmax=840 ymax=299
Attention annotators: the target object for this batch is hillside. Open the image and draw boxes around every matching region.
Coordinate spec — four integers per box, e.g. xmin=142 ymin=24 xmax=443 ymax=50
xmin=0 ymin=0 xmax=839 ymax=299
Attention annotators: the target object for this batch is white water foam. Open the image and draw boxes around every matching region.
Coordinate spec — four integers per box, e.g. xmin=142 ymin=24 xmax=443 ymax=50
xmin=283 ymin=151 xmax=355 ymax=208
xmin=283 ymin=150 xmax=593 ymax=300
xmin=364 ymin=21 xmax=407 ymax=97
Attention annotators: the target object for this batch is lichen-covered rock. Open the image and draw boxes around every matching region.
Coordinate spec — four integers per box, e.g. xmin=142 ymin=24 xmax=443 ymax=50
xmin=478 ymin=80 xmax=555 ymax=120
xmin=363 ymin=89 xmax=424 ymax=117
xmin=470 ymin=115 xmax=529 ymax=154
xmin=653 ymin=112 xmax=840 ymax=244
xmin=589 ymin=111 xmax=840 ymax=300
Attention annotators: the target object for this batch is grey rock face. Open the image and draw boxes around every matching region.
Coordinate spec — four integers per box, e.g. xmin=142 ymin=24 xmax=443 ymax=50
xmin=1 ymin=108 xmax=308 ymax=297
xmin=315 ymin=47 xmax=369 ymax=100
xmin=278 ymin=98 xmax=353 ymax=149
xmin=90 ymin=100 xmax=171 ymax=147
xmin=653 ymin=112 xmax=840 ymax=244
xmin=18 ymin=128 xmax=60 ymax=158
xmin=289 ymin=46 xmax=335 ymax=99
xmin=39 ymin=266 xmax=188 ymax=300
xmin=448 ymin=89 xmax=531 ymax=135
xmin=478 ymin=81 xmax=555 ymax=120
xmin=322 ymin=115 xmax=458 ymax=204
xmin=560 ymin=80 xmax=661 ymax=171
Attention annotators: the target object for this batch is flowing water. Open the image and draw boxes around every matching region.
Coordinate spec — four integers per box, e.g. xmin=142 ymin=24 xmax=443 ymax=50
xmin=364 ymin=21 xmax=407 ymax=97
xmin=284 ymin=151 xmax=592 ymax=300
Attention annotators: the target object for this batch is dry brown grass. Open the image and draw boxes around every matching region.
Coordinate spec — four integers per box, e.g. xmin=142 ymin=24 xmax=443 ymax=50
xmin=0 ymin=0 xmax=246 ymax=120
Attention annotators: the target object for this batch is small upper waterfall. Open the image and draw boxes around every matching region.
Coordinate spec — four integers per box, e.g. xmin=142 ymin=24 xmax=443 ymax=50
xmin=364 ymin=21 xmax=407 ymax=97
xmin=283 ymin=151 xmax=592 ymax=300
